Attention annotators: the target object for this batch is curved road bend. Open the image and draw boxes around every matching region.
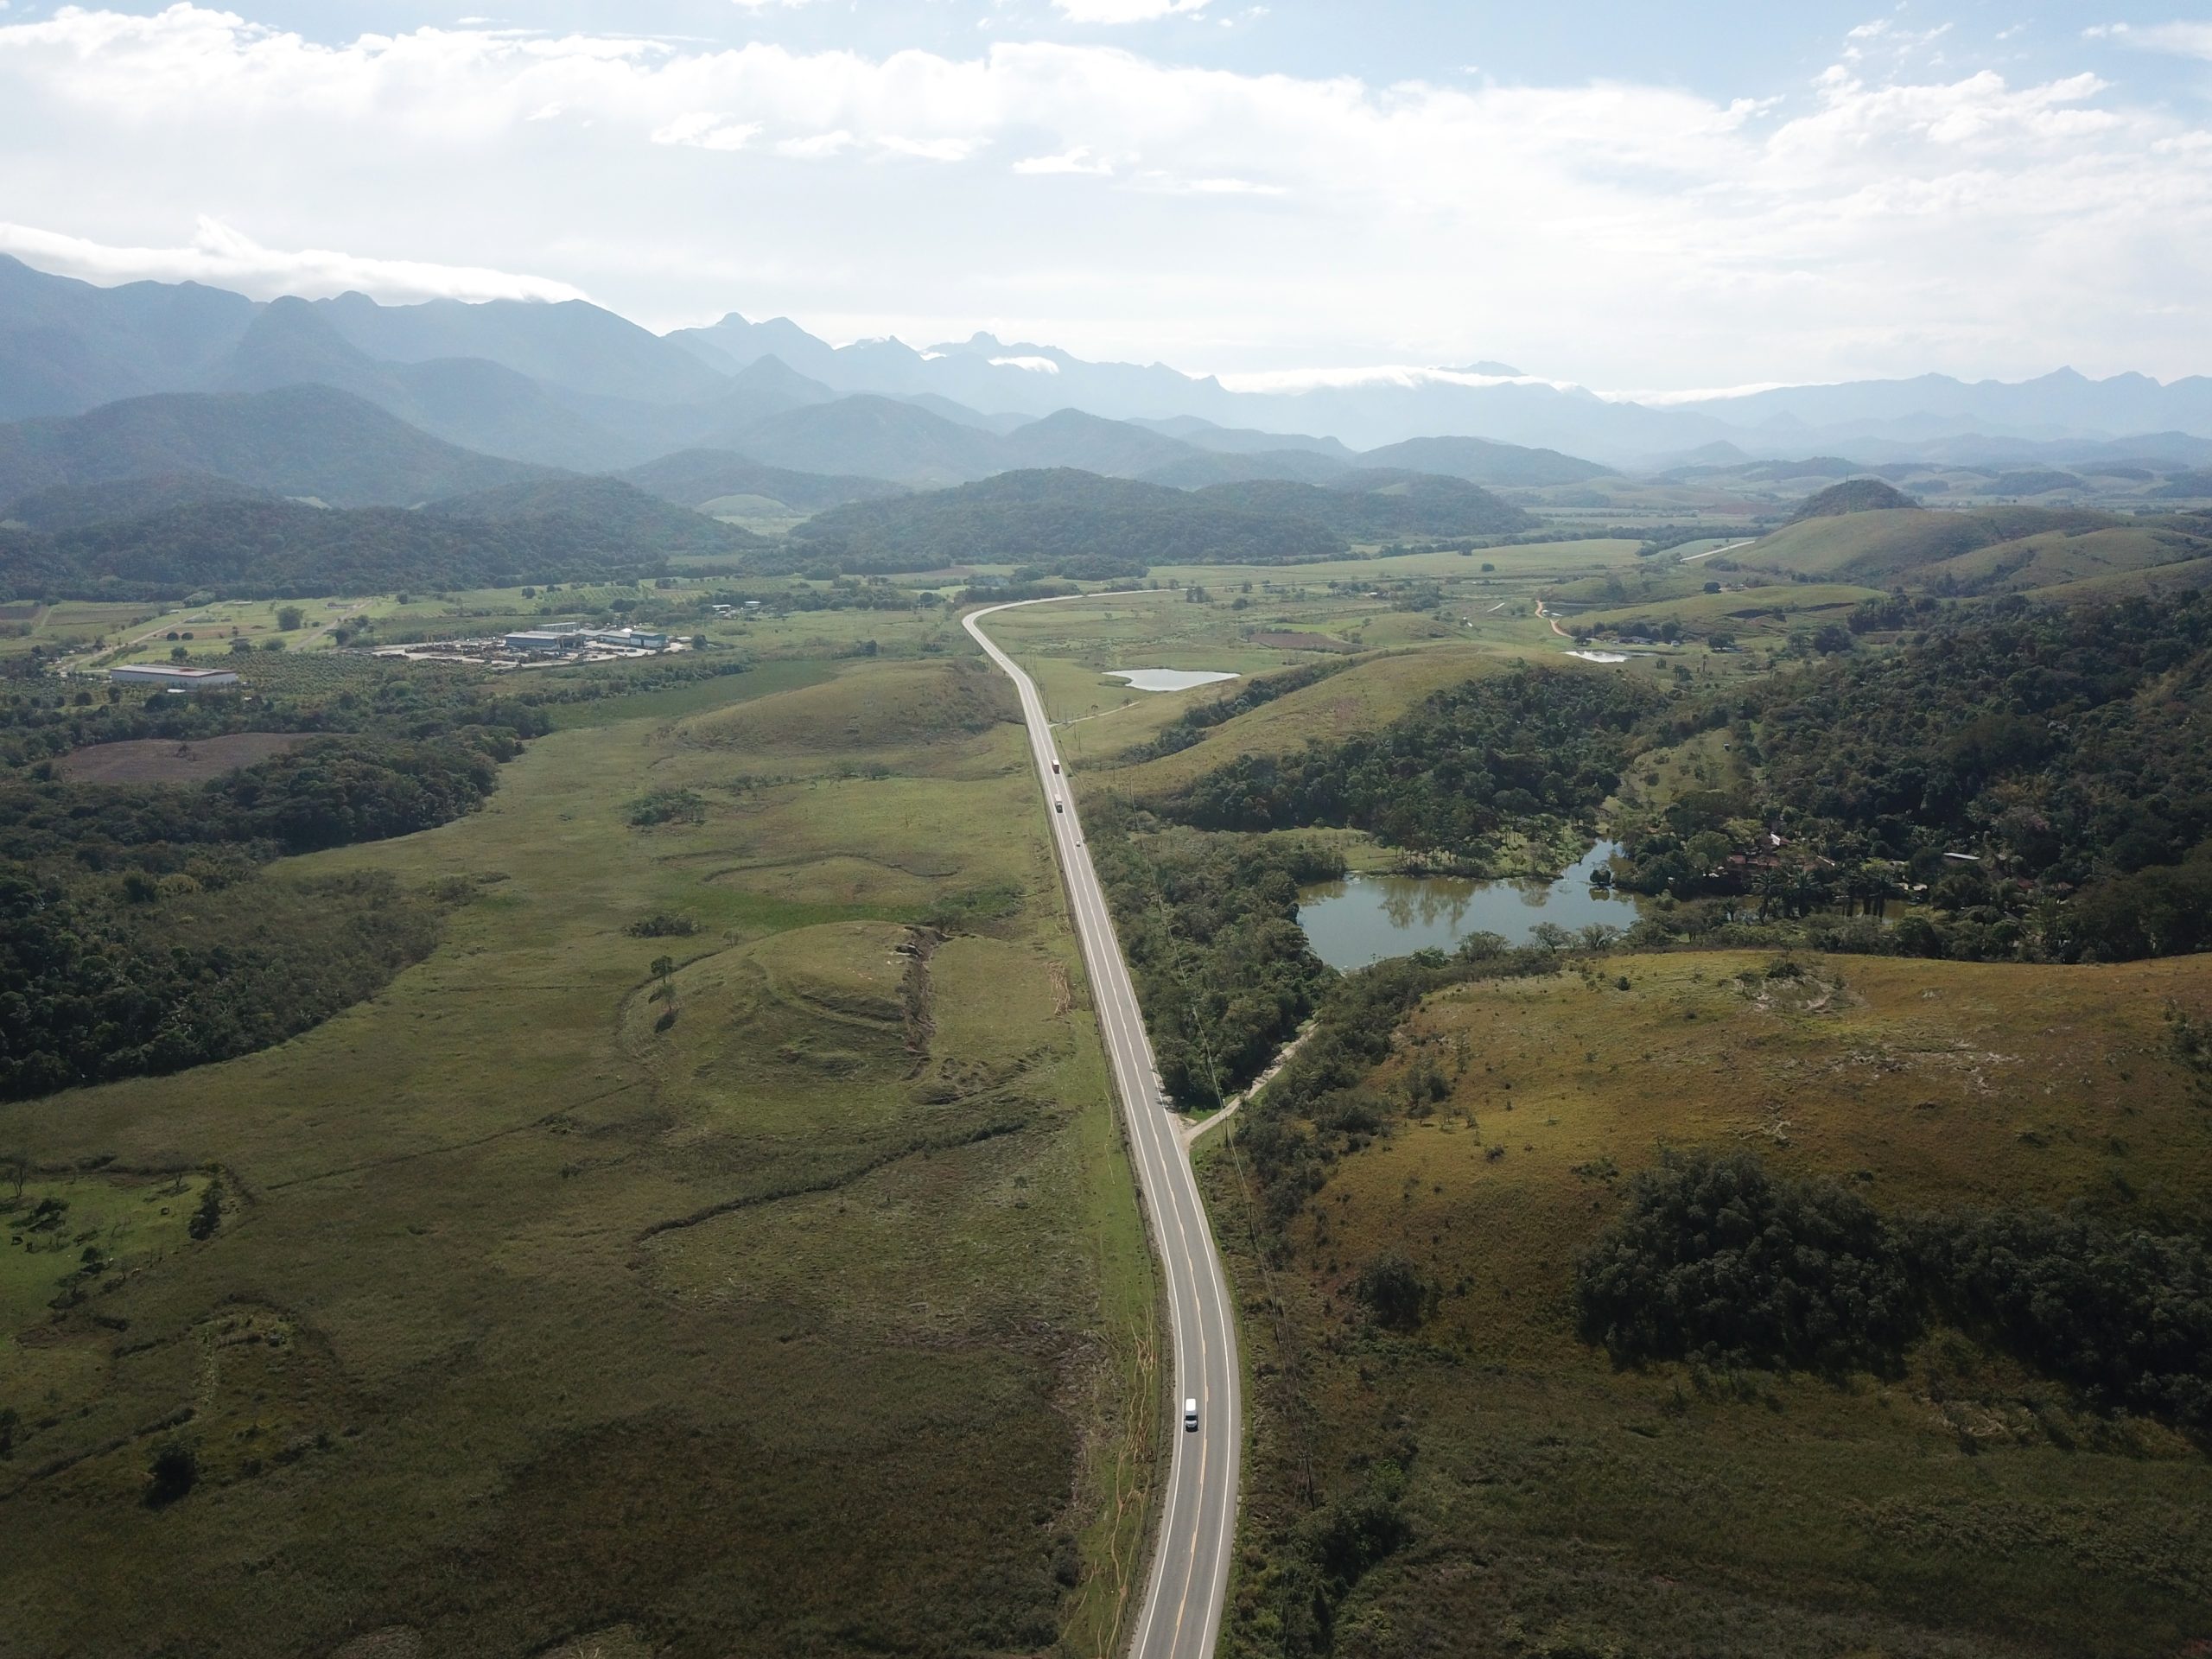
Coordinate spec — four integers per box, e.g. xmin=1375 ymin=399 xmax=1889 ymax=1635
xmin=964 ymin=598 xmax=1240 ymax=1659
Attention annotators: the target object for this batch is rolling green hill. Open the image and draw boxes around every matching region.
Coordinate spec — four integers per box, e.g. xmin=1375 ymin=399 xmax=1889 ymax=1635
xmin=782 ymin=467 xmax=1343 ymax=576
xmin=1139 ymin=448 xmax=1354 ymax=488
xmin=617 ymin=448 xmax=906 ymax=513
xmin=1196 ymin=469 xmax=1532 ymax=537
xmin=1735 ymin=505 xmax=2212 ymax=594
xmin=424 ymin=475 xmax=760 ymax=560
xmin=1786 ymin=477 xmax=1919 ymax=519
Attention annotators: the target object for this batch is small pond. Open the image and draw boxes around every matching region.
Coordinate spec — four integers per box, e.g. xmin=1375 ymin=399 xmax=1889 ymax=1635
xmin=1106 ymin=669 xmax=1240 ymax=692
xmin=1298 ymin=842 xmax=1644 ymax=969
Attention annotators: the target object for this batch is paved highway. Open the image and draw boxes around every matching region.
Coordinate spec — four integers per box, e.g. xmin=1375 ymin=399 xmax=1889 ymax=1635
xmin=964 ymin=599 xmax=1240 ymax=1659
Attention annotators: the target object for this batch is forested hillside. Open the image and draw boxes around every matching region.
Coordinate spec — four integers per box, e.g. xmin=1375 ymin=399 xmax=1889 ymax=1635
xmin=783 ymin=467 xmax=1344 ymax=576
xmin=1158 ymin=665 xmax=1656 ymax=861
xmin=1618 ymin=593 xmax=2212 ymax=959
xmin=1193 ymin=470 xmax=1531 ymax=537
xmin=0 ymin=488 xmax=760 ymax=600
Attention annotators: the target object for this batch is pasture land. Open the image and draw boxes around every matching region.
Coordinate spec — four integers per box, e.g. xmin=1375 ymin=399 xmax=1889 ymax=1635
xmin=1206 ymin=950 xmax=2212 ymax=1658
xmin=0 ymin=644 xmax=1158 ymax=1659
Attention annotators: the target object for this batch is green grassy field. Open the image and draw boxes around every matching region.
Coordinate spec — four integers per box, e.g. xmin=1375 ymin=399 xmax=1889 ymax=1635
xmin=1577 ymin=581 xmax=1885 ymax=634
xmin=1726 ymin=505 xmax=2212 ymax=596
xmin=1205 ymin=950 xmax=2212 ymax=1658
xmin=0 ymin=639 xmax=1160 ymax=1658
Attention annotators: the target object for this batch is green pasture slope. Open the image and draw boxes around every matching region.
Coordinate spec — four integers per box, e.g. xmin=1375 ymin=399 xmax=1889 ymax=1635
xmin=0 ymin=645 xmax=1157 ymax=1659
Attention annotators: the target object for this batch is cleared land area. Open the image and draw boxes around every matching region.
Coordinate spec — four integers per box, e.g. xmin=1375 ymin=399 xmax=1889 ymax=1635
xmin=1206 ymin=950 xmax=2212 ymax=1658
xmin=0 ymin=648 xmax=1158 ymax=1659
xmin=57 ymin=729 xmax=313 ymax=784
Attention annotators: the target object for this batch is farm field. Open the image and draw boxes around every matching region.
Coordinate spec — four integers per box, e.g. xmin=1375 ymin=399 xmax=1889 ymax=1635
xmin=1205 ymin=950 xmax=2212 ymax=1658
xmin=0 ymin=643 xmax=1159 ymax=1659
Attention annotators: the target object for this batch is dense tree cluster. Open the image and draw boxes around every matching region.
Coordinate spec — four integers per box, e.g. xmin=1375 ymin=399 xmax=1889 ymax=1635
xmin=1910 ymin=1210 xmax=2212 ymax=1428
xmin=1573 ymin=1150 xmax=2212 ymax=1428
xmin=1086 ymin=803 xmax=1338 ymax=1105
xmin=0 ymin=655 xmax=566 ymax=1099
xmin=1614 ymin=594 xmax=2212 ymax=960
xmin=0 ymin=866 xmax=441 ymax=1100
xmin=1573 ymin=1150 xmax=1919 ymax=1376
xmin=1158 ymin=667 xmax=1654 ymax=862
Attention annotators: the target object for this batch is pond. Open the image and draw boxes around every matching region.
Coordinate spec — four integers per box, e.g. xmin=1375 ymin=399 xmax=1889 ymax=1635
xmin=1297 ymin=842 xmax=1645 ymax=969
xmin=1105 ymin=669 xmax=1240 ymax=692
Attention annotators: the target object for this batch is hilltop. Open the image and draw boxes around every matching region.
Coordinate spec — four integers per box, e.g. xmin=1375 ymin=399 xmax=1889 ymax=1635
xmin=1787 ymin=477 xmax=1919 ymax=519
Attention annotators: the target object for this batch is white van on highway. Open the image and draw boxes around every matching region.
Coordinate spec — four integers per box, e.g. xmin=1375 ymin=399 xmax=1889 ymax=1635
xmin=1183 ymin=1398 xmax=1198 ymax=1432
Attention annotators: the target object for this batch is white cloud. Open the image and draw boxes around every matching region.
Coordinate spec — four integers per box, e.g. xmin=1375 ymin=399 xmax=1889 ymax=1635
xmin=651 ymin=111 xmax=760 ymax=149
xmin=0 ymin=9 xmax=2203 ymax=385
xmin=776 ymin=128 xmax=855 ymax=158
xmin=1014 ymin=144 xmax=1114 ymax=174
xmin=2090 ymin=22 xmax=2212 ymax=59
xmin=1053 ymin=0 xmax=1211 ymax=22
xmin=0 ymin=215 xmax=588 ymax=302
xmin=989 ymin=354 xmax=1061 ymax=372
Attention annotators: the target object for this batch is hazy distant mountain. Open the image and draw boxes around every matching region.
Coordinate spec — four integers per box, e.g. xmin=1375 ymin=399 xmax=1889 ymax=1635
xmin=997 ymin=409 xmax=1199 ymax=476
xmin=1674 ymin=369 xmax=2212 ymax=443
xmin=0 ymin=254 xmax=254 ymax=420
xmin=205 ymin=297 xmax=627 ymax=471
xmin=1353 ymin=434 xmax=1611 ymax=486
xmin=618 ymin=448 xmax=906 ymax=513
xmin=10 ymin=253 xmax=2212 ymax=475
xmin=728 ymin=395 xmax=1005 ymax=486
xmin=314 ymin=289 xmax=728 ymax=404
xmin=893 ymin=392 xmax=1030 ymax=435
xmin=1128 ymin=416 xmax=1356 ymax=460
xmin=0 ymin=385 xmax=545 ymax=508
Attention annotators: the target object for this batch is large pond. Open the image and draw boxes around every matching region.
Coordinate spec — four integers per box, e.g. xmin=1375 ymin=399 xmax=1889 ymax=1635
xmin=1298 ymin=842 xmax=1644 ymax=969
xmin=1106 ymin=669 xmax=1239 ymax=692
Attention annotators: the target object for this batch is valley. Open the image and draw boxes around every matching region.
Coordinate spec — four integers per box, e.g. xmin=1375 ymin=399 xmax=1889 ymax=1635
xmin=3 ymin=226 xmax=2210 ymax=1659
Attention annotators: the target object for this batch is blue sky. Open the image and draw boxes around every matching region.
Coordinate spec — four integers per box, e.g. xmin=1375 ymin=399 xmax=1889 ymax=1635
xmin=0 ymin=2 xmax=2206 ymax=389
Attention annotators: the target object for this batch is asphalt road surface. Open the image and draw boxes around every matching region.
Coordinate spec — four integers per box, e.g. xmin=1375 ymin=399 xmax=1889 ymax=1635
xmin=965 ymin=599 xmax=1240 ymax=1659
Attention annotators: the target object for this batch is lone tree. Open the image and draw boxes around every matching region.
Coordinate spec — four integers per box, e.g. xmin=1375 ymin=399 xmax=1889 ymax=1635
xmin=188 ymin=1177 xmax=224 ymax=1242
xmin=144 ymin=1440 xmax=199 ymax=1508
xmin=276 ymin=605 xmax=305 ymax=632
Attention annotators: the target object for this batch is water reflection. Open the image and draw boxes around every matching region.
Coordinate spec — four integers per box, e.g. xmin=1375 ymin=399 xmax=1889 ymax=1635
xmin=1106 ymin=669 xmax=1240 ymax=692
xmin=1299 ymin=842 xmax=1644 ymax=969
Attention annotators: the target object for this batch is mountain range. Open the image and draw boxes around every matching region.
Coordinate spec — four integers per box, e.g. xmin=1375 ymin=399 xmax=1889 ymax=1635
xmin=4 ymin=253 xmax=2211 ymax=477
